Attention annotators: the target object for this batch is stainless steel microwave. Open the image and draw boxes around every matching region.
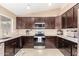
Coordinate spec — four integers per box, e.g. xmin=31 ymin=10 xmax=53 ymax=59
xmin=34 ymin=23 xmax=45 ymax=29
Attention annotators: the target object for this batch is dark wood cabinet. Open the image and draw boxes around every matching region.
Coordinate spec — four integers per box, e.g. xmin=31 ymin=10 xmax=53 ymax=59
xmin=45 ymin=36 xmax=56 ymax=48
xmin=56 ymin=37 xmax=77 ymax=56
xmin=4 ymin=39 xmax=17 ymax=56
xmin=16 ymin=17 xmax=22 ymax=29
xmin=16 ymin=17 xmax=55 ymax=29
xmin=45 ymin=17 xmax=55 ymax=29
xmin=55 ymin=16 xmax=62 ymax=29
xmin=61 ymin=8 xmax=75 ymax=28
xmin=16 ymin=17 xmax=34 ymax=29
xmin=66 ymin=8 xmax=74 ymax=28
xmin=56 ymin=37 xmax=64 ymax=48
xmin=61 ymin=4 xmax=79 ymax=28
xmin=34 ymin=17 xmax=45 ymax=23
xmin=72 ymin=43 xmax=77 ymax=56
xmin=73 ymin=4 xmax=79 ymax=28
xmin=63 ymin=39 xmax=77 ymax=56
xmin=4 ymin=37 xmax=23 ymax=56
xmin=62 ymin=13 xmax=67 ymax=28
xmin=21 ymin=17 xmax=34 ymax=29
xmin=34 ymin=17 xmax=55 ymax=29
xmin=23 ymin=36 xmax=34 ymax=48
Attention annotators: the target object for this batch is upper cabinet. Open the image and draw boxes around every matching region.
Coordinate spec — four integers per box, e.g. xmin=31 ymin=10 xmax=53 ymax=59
xmin=73 ymin=4 xmax=79 ymax=28
xmin=62 ymin=13 xmax=67 ymax=28
xmin=34 ymin=17 xmax=55 ymax=29
xmin=61 ymin=4 xmax=79 ymax=28
xmin=34 ymin=17 xmax=45 ymax=23
xmin=66 ymin=8 xmax=74 ymax=28
xmin=16 ymin=17 xmax=55 ymax=29
xmin=16 ymin=17 xmax=22 ymax=29
xmin=16 ymin=17 xmax=34 ymax=29
xmin=55 ymin=16 xmax=62 ymax=29
xmin=21 ymin=17 xmax=34 ymax=29
xmin=45 ymin=17 xmax=55 ymax=29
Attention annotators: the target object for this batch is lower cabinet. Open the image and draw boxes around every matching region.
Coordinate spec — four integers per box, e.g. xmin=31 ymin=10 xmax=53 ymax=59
xmin=4 ymin=37 xmax=23 ymax=56
xmin=4 ymin=39 xmax=16 ymax=56
xmin=3 ymin=36 xmax=77 ymax=56
xmin=55 ymin=37 xmax=64 ymax=48
xmin=45 ymin=36 xmax=56 ymax=48
xmin=63 ymin=40 xmax=77 ymax=56
xmin=72 ymin=43 xmax=77 ymax=56
xmin=56 ymin=37 xmax=77 ymax=56
xmin=23 ymin=36 xmax=34 ymax=48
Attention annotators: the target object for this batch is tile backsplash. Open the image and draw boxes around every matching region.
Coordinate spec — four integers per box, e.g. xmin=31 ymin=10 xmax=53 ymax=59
xmin=62 ymin=28 xmax=78 ymax=38
xmin=0 ymin=28 xmax=78 ymax=37
xmin=16 ymin=29 xmax=58 ymax=36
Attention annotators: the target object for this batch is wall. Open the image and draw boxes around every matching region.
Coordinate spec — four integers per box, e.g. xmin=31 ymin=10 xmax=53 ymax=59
xmin=0 ymin=5 xmax=16 ymax=37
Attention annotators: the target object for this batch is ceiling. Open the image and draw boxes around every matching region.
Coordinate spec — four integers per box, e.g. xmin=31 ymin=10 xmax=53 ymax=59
xmin=0 ymin=3 xmax=76 ymax=17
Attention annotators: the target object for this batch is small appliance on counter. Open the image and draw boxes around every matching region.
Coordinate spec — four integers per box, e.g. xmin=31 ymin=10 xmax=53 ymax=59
xmin=57 ymin=29 xmax=63 ymax=35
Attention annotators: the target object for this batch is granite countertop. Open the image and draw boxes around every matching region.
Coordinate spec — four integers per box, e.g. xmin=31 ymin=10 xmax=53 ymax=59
xmin=57 ymin=35 xmax=78 ymax=44
xmin=0 ymin=35 xmax=22 ymax=43
xmin=0 ymin=34 xmax=78 ymax=44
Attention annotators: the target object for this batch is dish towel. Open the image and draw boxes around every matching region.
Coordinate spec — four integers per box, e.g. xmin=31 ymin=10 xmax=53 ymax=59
xmin=37 ymin=37 xmax=42 ymax=42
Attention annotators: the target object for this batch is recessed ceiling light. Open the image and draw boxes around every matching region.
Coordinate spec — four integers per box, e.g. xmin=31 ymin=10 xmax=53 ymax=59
xmin=27 ymin=6 xmax=30 ymax=9
xmin=48 ymin=3 xmax=52 ymax=6
xmin=25 ymin=3 xmax=30 ymax=9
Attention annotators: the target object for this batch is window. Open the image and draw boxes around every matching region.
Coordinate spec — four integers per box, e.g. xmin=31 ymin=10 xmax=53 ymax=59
xmin=1 ymin=15 xmax=12 ymax=37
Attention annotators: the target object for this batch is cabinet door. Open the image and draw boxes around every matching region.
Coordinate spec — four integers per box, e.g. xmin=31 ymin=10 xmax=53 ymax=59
xmin=45 ymin=17 xmax=55 ymax=29
xmin=45 ymin=36 xmax=56 ymax=48
xmin=16 ymin=17 xmax=22 ymax=29
xmin=62 ymin=13 xmax=67 ymax=28
xmin=44 ymin=17 xmax=49 ymax=29
xmin=73 ymin=4 xmax=79 ymax=28
xmin=34 ymin=17 xmax=40 ymax=23
xmin=21 ymin=17 xmax=34 ymax=29
xmin=15 ymin=38 xmax=21 ymax=54
xmin=21 ymin=17 xmax=26 ymax=29
xmin=72 ymin=43 xmax=77 ymax=56
xmin=55 ymin=16 xmax=62 ymax=29
xmin=23 ymin=36 xmax=34 ymax=48
xmin=66 ymin=8 xmax=74 ymax=28
xmin=34 ymin=17 xmax=45 ymax=23
xmin=50 ymin=17 xmax=55 ymax=29
xmin=46 ymin=17 xmax=51 ymax=29
xmin=4 ymin=40 xmax=16 ymax=56
xmin=4 ymin=38 xmax=21 ymax=56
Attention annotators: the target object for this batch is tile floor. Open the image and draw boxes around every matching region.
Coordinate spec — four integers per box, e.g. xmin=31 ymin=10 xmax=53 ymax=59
xmin=15 ymin=48 xmax=64 ymax=56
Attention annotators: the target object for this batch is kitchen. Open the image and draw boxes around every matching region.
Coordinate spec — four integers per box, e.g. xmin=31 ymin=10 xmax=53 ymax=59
xmin=0 ymin=3 xmax=79 ymax=56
